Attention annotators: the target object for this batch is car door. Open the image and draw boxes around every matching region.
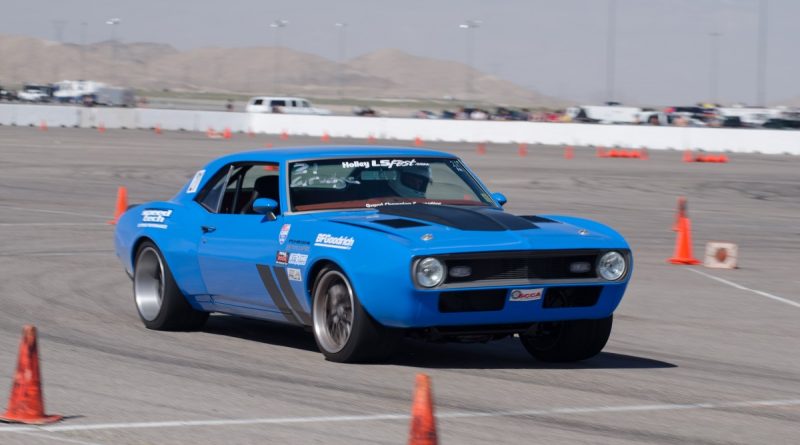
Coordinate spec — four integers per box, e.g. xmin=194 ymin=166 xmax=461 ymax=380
xmin=196 ymin=162 xmax=287 ymax=314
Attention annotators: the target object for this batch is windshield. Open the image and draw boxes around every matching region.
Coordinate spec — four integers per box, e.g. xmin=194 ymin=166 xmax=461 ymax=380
xmin=289 ymin=157 xmax=494 ymax=211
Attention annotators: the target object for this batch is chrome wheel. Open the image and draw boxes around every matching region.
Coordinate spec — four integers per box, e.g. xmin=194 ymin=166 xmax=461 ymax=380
xmin=134 ymin=246 xmax=164 ymax=321
xmin=313 ymin=270 xmax=354 ymax=353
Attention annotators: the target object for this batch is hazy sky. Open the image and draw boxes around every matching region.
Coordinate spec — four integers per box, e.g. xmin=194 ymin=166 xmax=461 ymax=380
xmin=3 ymin=0 xmax=797 ymax=105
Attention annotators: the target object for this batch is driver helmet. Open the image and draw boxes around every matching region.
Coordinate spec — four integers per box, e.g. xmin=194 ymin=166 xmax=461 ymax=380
xmin=388 ymin=164 xmax=432 ymax=197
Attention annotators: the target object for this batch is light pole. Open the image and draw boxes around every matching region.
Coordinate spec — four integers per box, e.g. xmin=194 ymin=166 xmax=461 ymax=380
xmin=756 ymin=0 xmax=767 ymax=106
xmin=709 ymin=32 xmax=721 ymax=104
xmin=105 ymin=18 xmax=121 ymax=84
xmin=335 ymin=22 xmax=347 ymax=98
xmin=52 ymin=20 xmax=66 ymax=80
xmin=458 ymin=20 xmax=480 ymax=100
xmin=605 ymin=0 xmax=617 ymax=103
xmin=270 ymin=19 xmax=289 ymax=94
xmin=80 ymin=21 xmax=87 ymax=80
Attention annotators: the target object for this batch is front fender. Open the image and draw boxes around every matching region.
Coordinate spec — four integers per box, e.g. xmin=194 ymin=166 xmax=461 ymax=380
xmin=114 ymin=201 xmax=208 ymax=307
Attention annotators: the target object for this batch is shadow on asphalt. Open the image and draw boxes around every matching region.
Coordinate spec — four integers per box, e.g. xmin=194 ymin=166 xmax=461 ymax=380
xmin=389 ymin=338 xmax=677 ymax=369
xmin=202 ymin=315 xmax=318 ymax=353
xmin=203 ymin=315 xmax=676 ymax=370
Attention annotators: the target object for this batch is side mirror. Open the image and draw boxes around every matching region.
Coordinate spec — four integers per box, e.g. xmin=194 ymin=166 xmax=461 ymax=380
xmin=253 ymin=198 xmax=278 ymax=215
xmin=492 ymin=192 xmax=507 ymax=207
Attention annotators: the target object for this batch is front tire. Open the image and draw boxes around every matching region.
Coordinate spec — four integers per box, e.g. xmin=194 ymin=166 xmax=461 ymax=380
xmin=133 ymin=241 xmax=208 ymax=331
xmin=519 ymin=315 xmax=613 ymax=362
xmin=311 ymin=265 xmax=398 ymax=363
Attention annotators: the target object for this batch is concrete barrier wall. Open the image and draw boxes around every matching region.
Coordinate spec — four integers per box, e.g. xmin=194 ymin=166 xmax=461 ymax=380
xmin=1 ymin=103 xmax=798 ymax=154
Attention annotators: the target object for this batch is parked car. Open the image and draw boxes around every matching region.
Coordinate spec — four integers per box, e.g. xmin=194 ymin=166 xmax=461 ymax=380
xmin=114 ymin=146 xmax=633 ymax=363
xmin=245 ymin=96 xmax=331 ymax=115
xmin=18 ymin=84 xmax=55 ymax=102
xmin=0 ymin=86 xmax=17 ymax=101
xmin=352 ymin=106 xmax=378 ymax=117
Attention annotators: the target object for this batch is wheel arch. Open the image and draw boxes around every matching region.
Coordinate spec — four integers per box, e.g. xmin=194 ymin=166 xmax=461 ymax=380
xmin=131 ymin=235 xmax=156 ymax=266
xmin=306 ymin=259 xmax=340 ymax=304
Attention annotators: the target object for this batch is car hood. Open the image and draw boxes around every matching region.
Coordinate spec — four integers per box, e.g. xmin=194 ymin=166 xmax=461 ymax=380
xmin=317 ymin=204 xmax=627 ymax=253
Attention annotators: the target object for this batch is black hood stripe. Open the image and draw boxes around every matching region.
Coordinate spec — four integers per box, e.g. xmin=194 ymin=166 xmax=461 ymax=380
xmin=378 ymin=204 xmax=537 ymax=231
xmin=521 ymin=215 xmax=560 ymax=224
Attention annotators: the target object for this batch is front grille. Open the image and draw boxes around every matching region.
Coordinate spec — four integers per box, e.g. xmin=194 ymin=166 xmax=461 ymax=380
xmin=443 ymin=250 xmax=600 ymax=285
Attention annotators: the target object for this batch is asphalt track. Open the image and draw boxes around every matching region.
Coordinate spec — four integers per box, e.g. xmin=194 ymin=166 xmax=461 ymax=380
xmin=0 ymin=126 xmax=798 ymax=444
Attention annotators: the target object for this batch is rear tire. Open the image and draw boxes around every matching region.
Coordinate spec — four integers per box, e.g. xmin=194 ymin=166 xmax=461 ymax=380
xmin=133 ymin=241 xmax=208 ymax=331
xmin=519 ymin=315 xmax=613 ymax=362
xmin=311 ymin=265 xmax=399 ymax=363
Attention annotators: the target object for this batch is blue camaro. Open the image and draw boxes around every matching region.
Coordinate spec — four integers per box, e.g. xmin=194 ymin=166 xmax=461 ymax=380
xmin=115 ymin=146 xmax=632 ymax=362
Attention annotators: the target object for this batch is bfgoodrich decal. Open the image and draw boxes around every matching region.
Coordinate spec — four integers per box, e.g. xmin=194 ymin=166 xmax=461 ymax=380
xmin=314 ymin=233 xmax=355 ymax=250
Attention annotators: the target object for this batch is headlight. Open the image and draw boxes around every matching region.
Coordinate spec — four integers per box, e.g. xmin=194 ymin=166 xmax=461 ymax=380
xmin=597 ymin=251 xmax=626 ymax=280
xmin=415 ymin=257 xmax=445 ymax=288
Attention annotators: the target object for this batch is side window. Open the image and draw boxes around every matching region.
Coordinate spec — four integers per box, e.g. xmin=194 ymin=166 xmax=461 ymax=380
xmin=197 ymin=166 xmax=233 ymax=212
xmin=301 ymin=101 xmax=310 ymax=108
xmin=217 ymin=164 xmax=281 ymax=215
xmin=271 ymin=100 xmax=286 ymax=107
xmin=253 ymin=99 xmax=263 ymax=105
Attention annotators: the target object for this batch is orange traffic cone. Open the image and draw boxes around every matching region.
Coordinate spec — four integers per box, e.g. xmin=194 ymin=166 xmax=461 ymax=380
xmin=154 ymin=124 xmax=162 ymax=135
xmin=39 ymin=120 xmax=47 ymax=131
xmin=321 ymin=132 xmax=331 ymax=142
xmin=477 ymin=143 xmax=486 ymax=155
xmin=264 ymin=142 xmax=273 ymax=148
xmin=640 ymin=147 xmax=649 ymax=160
xmin=517 ymin=143 xmax=528 ymax=157
xmin=222 ymin=128 xmax=232 ymax=139
xmin=107 ymin=186 xmax=128 ymax=225
xmin=596 ymin=146 xmax=606 ymax=158
xmin=408 ymin=373 xmax=437 ymax=445
xmin=683 ymin=149 xmax=694 ymax=163
xmin=367 ymin=134 xmax=377 ymax=143
xmin=0 ymin=326 xmax=62 ymax=425
xmin=668 ymin=212 xmax=701 ymax=265
xmin=414 ymin=136 xmax=423 ymax=147
xmin=98 ymin=122 xmax=106 ymax=134
xmin=564 ymin=145 xmax=574 ymax=160
xmin=280 ymin=130 xmax=289 ymax=141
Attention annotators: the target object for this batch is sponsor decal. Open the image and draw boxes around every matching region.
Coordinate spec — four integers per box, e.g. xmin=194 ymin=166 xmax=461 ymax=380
xmin=279 ymin=224 xmax=291 ymax=245
xmin=287 ymin=242 xmax=311 ymax=253
xmin=288 ymin=253 xmax=308 ymax=266
xmin=340 ymin=159 xmax=429 ymax=169
xmin=186 ymin=170 xmax=205 ymax=194
xmin=509 ymin=288 xmax=544 ymax=302
xmin=314 ymin=233 xmax=355 ymax=250
xmin=365 ymin=200 xmax=442 ymax=209
xmin=276 ymin=251 xmax=288 ymax=265
xmin=137 ymin=209 xmax=172 ymax=229
xmin=287 ymin=268 xmax=302 ymax=282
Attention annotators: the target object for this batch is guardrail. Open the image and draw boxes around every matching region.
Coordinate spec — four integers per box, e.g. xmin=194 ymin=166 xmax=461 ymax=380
xmin=1 ymin=103 xmax=797 ymax=155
